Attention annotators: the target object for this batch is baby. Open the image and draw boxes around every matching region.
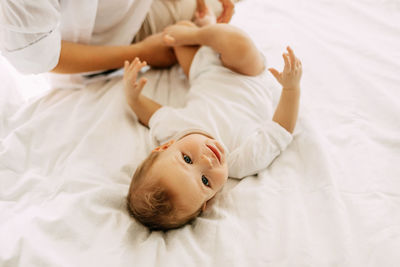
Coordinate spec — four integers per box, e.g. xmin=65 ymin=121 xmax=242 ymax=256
xmin=124 ymin=14 xmax=302 ymax=230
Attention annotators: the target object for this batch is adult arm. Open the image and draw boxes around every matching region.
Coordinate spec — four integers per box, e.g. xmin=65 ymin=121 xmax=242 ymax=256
xmin=52 ymin=33 xmax=176 ymax=74
xmin=52 ymin=41 xmax=139 ymax=74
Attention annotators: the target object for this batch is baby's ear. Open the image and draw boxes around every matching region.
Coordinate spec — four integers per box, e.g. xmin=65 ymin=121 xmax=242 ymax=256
xmin=152 ymin=140 xmax=175 ymax=152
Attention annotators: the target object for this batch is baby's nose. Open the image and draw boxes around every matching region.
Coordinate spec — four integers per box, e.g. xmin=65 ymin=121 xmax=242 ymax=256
xmin=201 ymin=155 xmax=213 ymax=167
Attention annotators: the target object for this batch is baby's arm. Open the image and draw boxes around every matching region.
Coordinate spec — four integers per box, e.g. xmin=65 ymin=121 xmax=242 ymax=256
xmin=123 ymin=58 xmax=161 ymax=127
xmin=269 ymin=47 xmax=302 ymax=133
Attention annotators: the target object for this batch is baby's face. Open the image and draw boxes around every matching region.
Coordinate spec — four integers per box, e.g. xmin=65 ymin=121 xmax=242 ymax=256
xmin=150 ymin=133 xmax=228 ymax=215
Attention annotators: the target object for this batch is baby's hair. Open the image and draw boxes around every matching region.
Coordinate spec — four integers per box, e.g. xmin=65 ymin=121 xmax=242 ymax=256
xmin=127 ymin=151 xmax=202 ymax=231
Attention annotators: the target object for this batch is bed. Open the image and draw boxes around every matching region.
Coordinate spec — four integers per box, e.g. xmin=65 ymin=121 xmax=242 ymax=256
xmin=1 ymin=0 xmax=399 ymax=266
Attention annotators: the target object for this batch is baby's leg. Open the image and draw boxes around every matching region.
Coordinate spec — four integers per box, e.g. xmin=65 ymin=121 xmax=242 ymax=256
xmin=164 ymin=23 xmax=265 ymax=76
xmin=174 ymin=45 xmax=200 ymax=77
xmin=133 ymin=0 xmax=222 ymax=42
xmin=167 ymin=21 xmax=200 ymax=77
xmin=208 ymin=24 xmax=265 ymax=76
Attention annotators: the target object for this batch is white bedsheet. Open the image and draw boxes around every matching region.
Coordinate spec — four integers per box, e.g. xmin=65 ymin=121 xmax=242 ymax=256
xmin=1 ymin=0 xmax=400 ymax=266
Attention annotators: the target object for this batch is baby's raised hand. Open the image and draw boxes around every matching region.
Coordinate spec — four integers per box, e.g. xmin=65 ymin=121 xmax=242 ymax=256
xmin=269 ymin=46 xmax=302 ymax=91
xmin=123 ymin=58 xmax=147 ymax=105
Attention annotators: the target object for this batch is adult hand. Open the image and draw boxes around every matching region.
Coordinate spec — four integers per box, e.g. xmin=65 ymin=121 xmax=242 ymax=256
xmin=136 ymin=33 xmax=177 ymax=68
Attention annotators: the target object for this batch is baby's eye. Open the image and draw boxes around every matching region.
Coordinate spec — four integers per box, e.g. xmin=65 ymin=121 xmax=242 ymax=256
xmin=183 ymin=154 xmax=192 ymax=164
xmin=201 ymin=175 xmax=210 ymax=187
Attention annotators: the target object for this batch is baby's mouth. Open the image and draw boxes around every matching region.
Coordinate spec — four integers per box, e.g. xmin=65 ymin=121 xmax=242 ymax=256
xmin=206 ymin=144 xmax=221 ymax=164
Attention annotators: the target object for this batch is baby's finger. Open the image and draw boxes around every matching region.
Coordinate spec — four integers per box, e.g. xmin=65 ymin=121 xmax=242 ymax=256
xmin=297 ymin=60 xmax=303 ymax=75
xmin=135 ymin=77 xmax=147 ymax=93
xmin=283 ymin=53 xmax=291 ymax=73
xmin=138 ymin=61 xmax=147 ymax=71
xmin=296 ymin=58 xmax=303 ymax=69
xmin=124 ymin=60 xmax=129 ymax=71
xmin=129 ymin=57 xmax=140 ymax=71
xmin=268 ymin=68 xmax=280 ymax=81
xmin=132 ymin=59 xmax=147 ymax=73
xmin=287 ymin=46 xmax=295 ymax=71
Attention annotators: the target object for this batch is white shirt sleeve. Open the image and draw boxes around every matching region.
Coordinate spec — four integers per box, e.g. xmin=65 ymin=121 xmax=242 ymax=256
xmin=0 ymin=0 xmax=61 ymax=74
xmin=228 ymin=121 xmax=293 ymax=179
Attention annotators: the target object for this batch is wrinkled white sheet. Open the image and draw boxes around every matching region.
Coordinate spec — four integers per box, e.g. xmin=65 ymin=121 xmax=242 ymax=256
xmin=1 ymin=0 xmax=400 ymax=266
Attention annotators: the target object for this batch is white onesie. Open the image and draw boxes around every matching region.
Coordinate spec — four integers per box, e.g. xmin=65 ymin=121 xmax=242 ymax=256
xmin=149 ymin=46 xmax=293 ymax=179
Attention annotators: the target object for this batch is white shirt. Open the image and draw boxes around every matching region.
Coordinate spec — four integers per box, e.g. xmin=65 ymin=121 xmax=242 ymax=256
xmin=0 ymin=0 xmax=152 ymax=74
xmin=149 ymin=47 xmax=293 ymax=179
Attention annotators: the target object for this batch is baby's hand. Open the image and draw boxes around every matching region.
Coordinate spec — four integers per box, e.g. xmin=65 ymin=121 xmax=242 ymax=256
xmin=269 ymin=46 xmax=302 ymax=91
xmin=123 ymin=58 xmax=147 ymax=105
